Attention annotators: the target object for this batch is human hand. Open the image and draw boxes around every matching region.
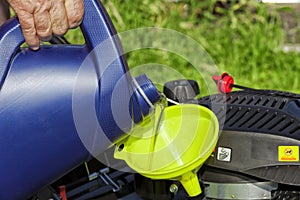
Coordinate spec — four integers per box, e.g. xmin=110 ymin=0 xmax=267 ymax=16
xmin=8 ymin=0 xmax=84 ymax=50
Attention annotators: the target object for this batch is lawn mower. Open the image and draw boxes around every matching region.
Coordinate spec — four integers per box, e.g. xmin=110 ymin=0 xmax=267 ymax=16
xmin=1 ymin=0 xmax=300 ymax=200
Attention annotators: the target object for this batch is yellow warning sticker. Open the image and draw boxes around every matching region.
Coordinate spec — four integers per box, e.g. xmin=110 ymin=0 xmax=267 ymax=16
xmin=278 ymin=146 xmax=299 ymax=162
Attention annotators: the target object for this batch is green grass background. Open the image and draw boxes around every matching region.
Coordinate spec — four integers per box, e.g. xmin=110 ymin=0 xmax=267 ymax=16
xmin=66 ymin=0 xmax=300 ymax=95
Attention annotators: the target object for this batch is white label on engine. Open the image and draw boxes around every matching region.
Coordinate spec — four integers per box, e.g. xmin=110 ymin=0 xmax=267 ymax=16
xmin=217 ymin=147 xmax=231 ymax=162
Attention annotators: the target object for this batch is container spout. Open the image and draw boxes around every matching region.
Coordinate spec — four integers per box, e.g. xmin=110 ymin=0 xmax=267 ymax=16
xmin=131 ymin=74 xmax=161 ymax=123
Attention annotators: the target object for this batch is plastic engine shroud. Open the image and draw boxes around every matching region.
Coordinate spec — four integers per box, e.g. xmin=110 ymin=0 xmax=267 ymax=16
xmin=186 ymin=89 xmax=300 ymax=186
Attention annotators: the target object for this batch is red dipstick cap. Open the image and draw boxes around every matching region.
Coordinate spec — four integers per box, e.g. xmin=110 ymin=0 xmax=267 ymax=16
xmin=212 ymin=72 xmax=234 ymax=93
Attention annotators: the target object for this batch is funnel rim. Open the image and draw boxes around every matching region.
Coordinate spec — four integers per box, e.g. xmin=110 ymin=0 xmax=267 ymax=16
xmin=115 ymin=104 xmax=219 ymax=177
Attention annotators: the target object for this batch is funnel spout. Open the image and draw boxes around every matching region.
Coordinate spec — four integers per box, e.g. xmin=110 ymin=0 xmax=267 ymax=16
xmin=180 ymin=171 xmax=202 ymax=197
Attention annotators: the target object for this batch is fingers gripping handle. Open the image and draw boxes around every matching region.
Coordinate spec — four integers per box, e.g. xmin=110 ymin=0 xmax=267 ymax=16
xmin=0 ymin=0 xmax=122 ymax=88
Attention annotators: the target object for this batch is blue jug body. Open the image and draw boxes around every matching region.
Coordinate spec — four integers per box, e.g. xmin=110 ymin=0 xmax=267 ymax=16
xmin=0 ymin=0 xmax=159 ymax=199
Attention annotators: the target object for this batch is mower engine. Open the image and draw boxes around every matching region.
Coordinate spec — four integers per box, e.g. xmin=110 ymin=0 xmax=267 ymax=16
xmin=164 ymin=75 xmax=300 ymax=200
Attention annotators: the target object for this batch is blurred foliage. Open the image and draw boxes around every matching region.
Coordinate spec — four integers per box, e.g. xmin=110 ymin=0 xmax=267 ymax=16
xmin=67 ymin=0 xmax=300 ymax=94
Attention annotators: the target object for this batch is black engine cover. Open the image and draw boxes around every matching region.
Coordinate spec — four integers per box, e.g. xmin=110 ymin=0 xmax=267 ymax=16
xmin=188 ymin=90 xmax=300 ymax=186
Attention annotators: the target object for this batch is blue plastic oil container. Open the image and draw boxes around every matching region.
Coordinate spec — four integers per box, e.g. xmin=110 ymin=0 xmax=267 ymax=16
xmin=0 ymin=0 xmax=159 ymax=199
